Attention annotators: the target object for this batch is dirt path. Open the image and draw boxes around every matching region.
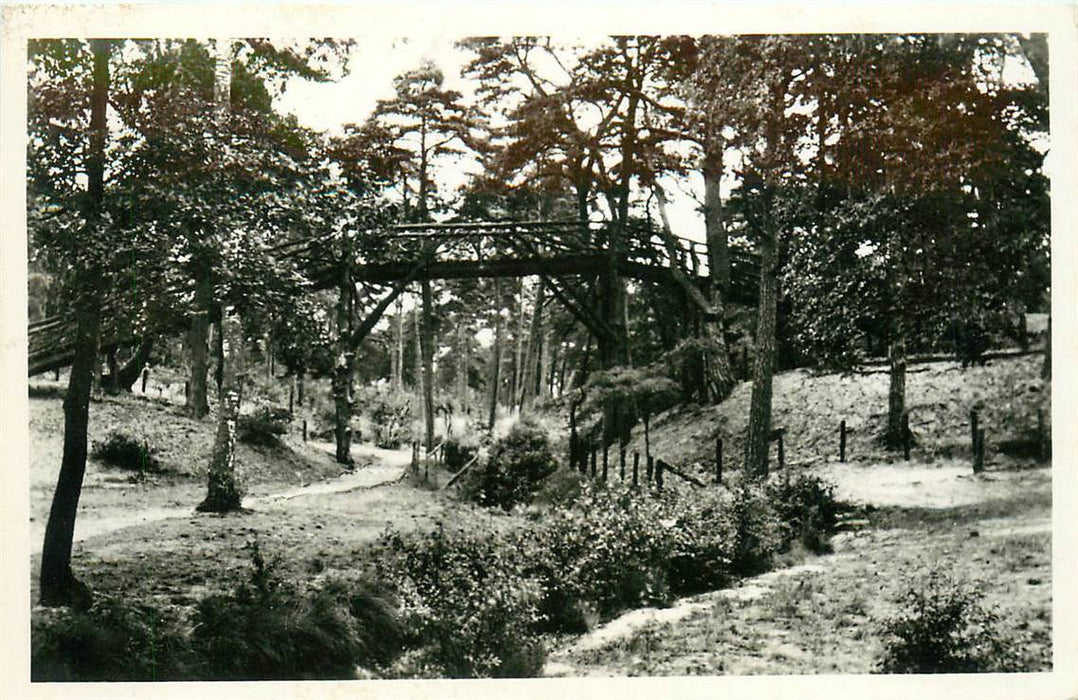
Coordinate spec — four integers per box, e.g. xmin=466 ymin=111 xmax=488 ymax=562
xmin=30 ymin=442 xmax=414 ymax=555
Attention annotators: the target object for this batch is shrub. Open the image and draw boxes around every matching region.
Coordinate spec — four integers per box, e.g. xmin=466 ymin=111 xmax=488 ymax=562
xmin=666 ymin=488 xmax=737 ymax=595
xmin=443 ymin=435 xmax=479 ymax=471
xmin=32 ymin=598 xmax=190 ymax=681
xmin=462 ymin=420 xmax=558 ymax=510
xmin=726 ymin=481 xmax=785 ymax=576
xmin=365 ymin=391 xmax=412 ymax=448
xmin=877 ymin=574 xmax=1019 ymax=673
xmin=767 ymin=473 xmax=840 ymax=553
xmin=237 ymin=405 xmax=290 ymax=446
xmin=91 ymin=432 xmax=161 ymax=473
xmin=191 ymin=541 xmax=404 ymax=680
xmin=376 ymin=525 xmax=546 ymax=678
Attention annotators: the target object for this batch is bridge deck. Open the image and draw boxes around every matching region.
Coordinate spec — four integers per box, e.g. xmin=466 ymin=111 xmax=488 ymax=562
xmin=27 ymin=220 xmax=758 ymax=376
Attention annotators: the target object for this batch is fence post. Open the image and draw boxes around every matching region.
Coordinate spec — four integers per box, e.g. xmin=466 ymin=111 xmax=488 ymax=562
xmin=973 ymin=428 xmax=985 ymax=474
xmin=633 ymin=451 xmax=640 ymax=487
xmin=602 ymin=443 xmax=609 ymax=483
xmin=715 ymin=437 xmax=723 ymax=485
xmin=655 ymin=458 xmax=664 ymax=491
xmin=590 ymin=443 xmax=597 ymax=479
xmin=839 ymin=420 xmax=846 ymax=463
xmin=1038 ymin=409 xmax=1049 ymax=461
xmin=302 ymin=419 xmax=308 ymax=443
xmin=619 ymin=444 xmax=627 ymax=481
xmin=970 ymin=409 xmax=979 ymax=452
xmin=777 ymin=430 xmax=785 ymax=469
xmin=646 ymin=455 xmax=654 ymax=484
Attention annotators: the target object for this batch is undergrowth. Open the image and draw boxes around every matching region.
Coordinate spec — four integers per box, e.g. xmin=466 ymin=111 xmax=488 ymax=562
xmin=876 ymin=573 xmax=1020 ymax=673
xmin=91 ymin=432 xmax=162 ymax=474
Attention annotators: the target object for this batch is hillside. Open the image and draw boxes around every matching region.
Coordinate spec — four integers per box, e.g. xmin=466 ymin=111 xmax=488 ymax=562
xmin=627 ymin=352 xmax=1048 ymax=478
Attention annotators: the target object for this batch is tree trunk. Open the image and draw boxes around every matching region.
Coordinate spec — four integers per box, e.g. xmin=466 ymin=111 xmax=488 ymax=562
xmin=511 ymin=278 xmax=528 ymax=410
xmin=186 ymin=268 xmax=212 ymax=418
xmin=700 ymin=140 xmax=736 ymax=403
xmin=488 ymin=282 xmax=504 ymax=432
xmin=392 ymin=296 xmax=403 ymax=392
xmin=412 ymin=306 xmax=424 ymax=435
xmin=40 ymin=37 xmax=110 ymax=609
xmin=744 ymin=206 xmax=779 ymax=478
xmin=197 ymin=307 xmax=244 ymax=512
xmin=520 ymin=278 xmax=546 ymax=413
xmin=456 ymin=321 xmax=468 ymax=410
xmin=333 ymin=253 xmax=354 ymax=466
xmin=197 ymin=40 xmax=244 ymax=511
xmin=90 ymin=331 xmax=103 ymax=401
xmin=420 ymin=278 xmax=436 ymax=452
xmin=886 ymin=327 xmax=908 ymax=446
xmin=885 ymin=224 xmax=909 ymax=448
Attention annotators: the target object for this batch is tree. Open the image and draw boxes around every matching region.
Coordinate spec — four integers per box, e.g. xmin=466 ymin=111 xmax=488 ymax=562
xmin=359 ymin=60 xmax=482 ymax=450
xmin=692 ymin=36 xmax=810 ymax=477
xmin=37 ymin=38 xmax=111 ymax=609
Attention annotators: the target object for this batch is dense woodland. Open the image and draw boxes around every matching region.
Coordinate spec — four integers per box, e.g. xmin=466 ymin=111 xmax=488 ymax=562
xmin=26 ymin=34 xmax=1051 ymax=678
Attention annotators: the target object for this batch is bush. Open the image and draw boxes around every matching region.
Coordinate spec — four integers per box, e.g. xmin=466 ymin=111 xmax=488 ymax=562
xmin=877 ymin=574 xmax=1019 ymax=673
xmin=462 ymin=420 xmax=558 ymax=510
xmin=376 ymin=525 xmax=546 ymax=678
xmin=364 ymin=390 xmax=412 ymax=448
xmin=767 ymin=473 xmax=840 ymax=553
xmin=32 ymin=598 xmax=191 ymax=681
xmin=443 ymin=435 xmax=479 ymax=471
xmin=726 ymin=481 xmax=785 ymax=576
xmin=91 ymin=432 xmax=162 ymax=473
xmin=191 ymin=542 xmax=404 ymax=680
xmin=237 ymin=405 xmax=290 ymax=447
xmin=666 ymin=489 xmax=738 ymax=595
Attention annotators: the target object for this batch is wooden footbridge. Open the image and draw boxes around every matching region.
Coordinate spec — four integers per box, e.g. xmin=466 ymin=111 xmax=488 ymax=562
xmin=28 ymin=219 xmax=758 ymax=376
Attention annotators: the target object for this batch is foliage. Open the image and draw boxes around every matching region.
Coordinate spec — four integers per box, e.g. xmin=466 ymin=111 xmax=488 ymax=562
xmin=766 ymin=473 xmax=841 ymax=553
xmin=191 ymin=541 xmax=404 ymax=680
xmin=375 ymin=525 xmax=546 ymax=678
xmin=91 ymin=431 xmax=162 ymax=473
xmin=361 ymin=388 xmax=412 ymax=449
xmin=31 ymin=598 xmax=192 ymax=681
xmin=462 ymin=420 xmax=558 ymax=510
xmin=877 ymin=574 xmax=1019 ymax=673
xmin=443 ymin=434 xmax=480 ymax=471
xmin=237 ymin=404 xmax=290 ymax=446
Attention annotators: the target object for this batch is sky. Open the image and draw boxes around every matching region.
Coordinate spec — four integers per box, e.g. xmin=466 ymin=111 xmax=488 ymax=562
xmin=273 ymin=35 xmax=712 ymax=242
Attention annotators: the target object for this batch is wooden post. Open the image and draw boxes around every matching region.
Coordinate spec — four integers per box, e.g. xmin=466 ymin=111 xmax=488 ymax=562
xmin=288 ymin=376 xmax=295 ymax=417
xmin=602 ymin=443 xmax=609 ymax=483
xmin=140 ymin=365 xmax=150 ymax=394
xmin=777 ymin=431 xmax=785 ymax=469
xmin=302 ymin=419 xmax=307 ymax=443
xmin=970 ymin=409 xmax=979 ymax=451
xmin=633 ymin=451 xmax=640 ymax=487
xmin=1038 ymin=409 xmax=1049 ymax=461
xmin=715 ymin=437 xmax=723 ymax=485
xmin=839 ymin=420 xmax=846 ymax=463
xmin=902 ymin=413 xmax=911 ymax=461
xmin=655 ymin=458 xmax=664 ymax=491
xmin=973 ymin=428 xmax=985 ymax=474
xmin=646 ymin=455 xmax=654 ymax=484
xmin=619 ymin=444 xmax=626 ymax=481
xmin=569 ymin=433 xmax=576 ymax=472
xmin=590 ymin=443 xmax=597 ymax=479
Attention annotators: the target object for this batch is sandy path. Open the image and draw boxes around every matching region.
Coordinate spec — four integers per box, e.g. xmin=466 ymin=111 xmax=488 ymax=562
xmin=30 ymin=443 xmax=413 ymax=555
